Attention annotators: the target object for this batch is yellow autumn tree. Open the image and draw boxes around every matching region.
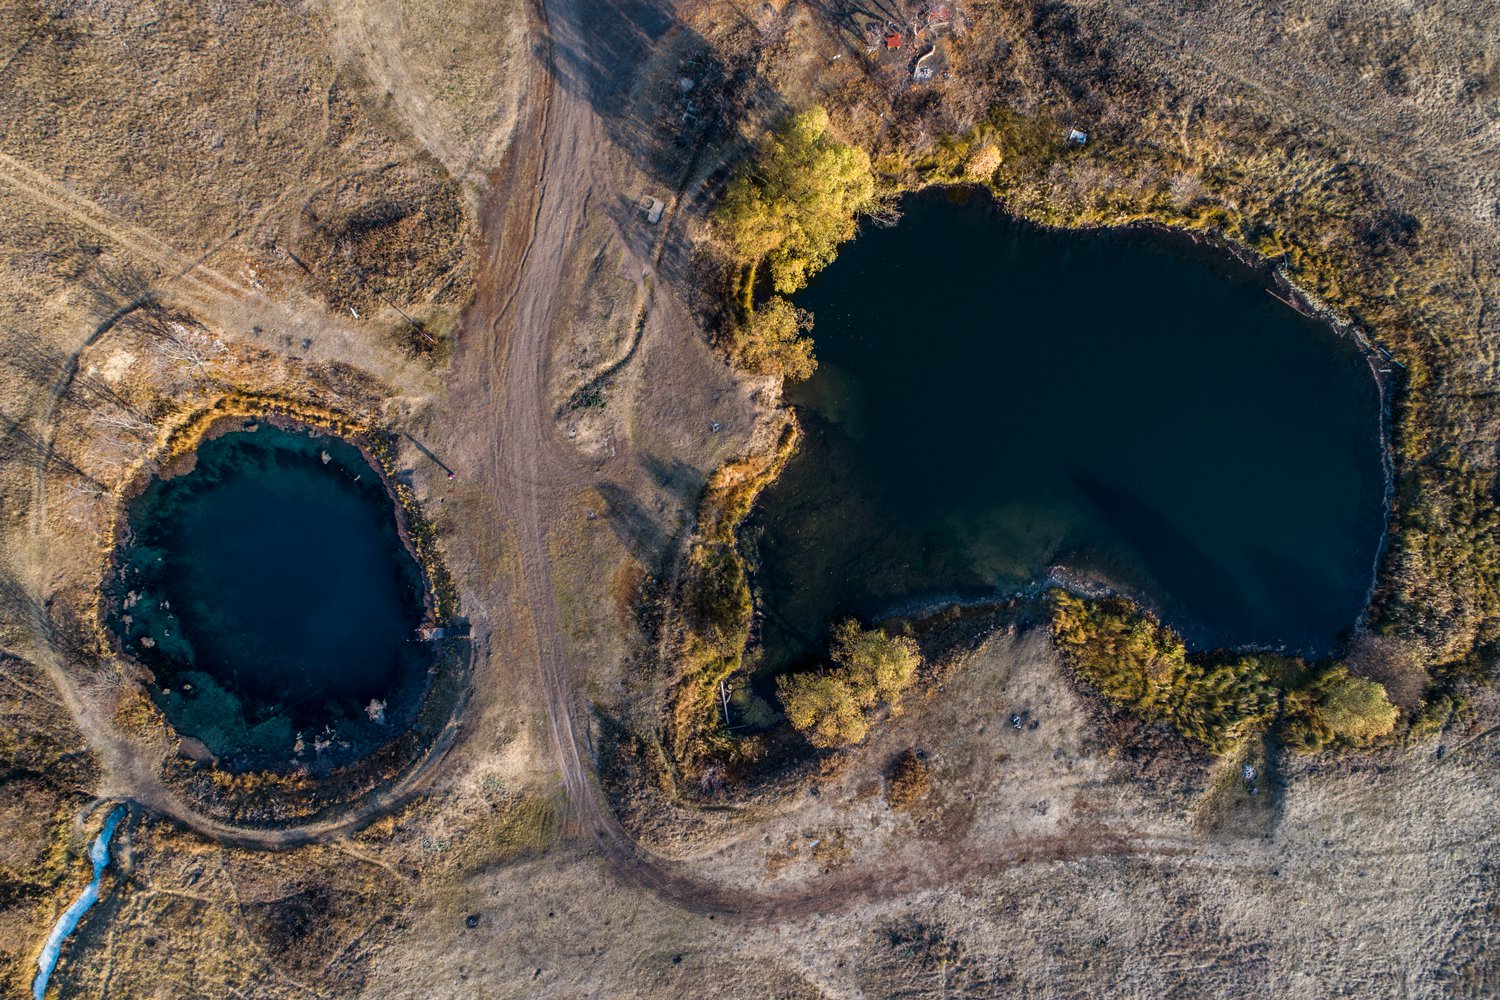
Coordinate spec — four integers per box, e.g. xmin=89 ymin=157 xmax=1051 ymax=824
xmin=715 ymin=106 xmax=876 ymax=308
xmin=736 ymin=296 xmax=816 ymax=380
xmin=828 ymin=618 xmax=920 ymax=704
xmin=778 ymin=671 xmax=868 ymax=748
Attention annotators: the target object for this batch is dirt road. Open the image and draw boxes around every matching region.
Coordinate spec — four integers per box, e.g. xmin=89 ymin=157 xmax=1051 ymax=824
xmin=462 ymin=0 xmax=750 ymax=911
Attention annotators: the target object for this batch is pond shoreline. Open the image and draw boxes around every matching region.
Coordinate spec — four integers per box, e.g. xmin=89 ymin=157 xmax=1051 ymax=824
xmin=734 ymin=185 xmax=1396 ymax=681
xmin=93 ymin=403 xmax=471 ymax=828
xmin=107 ymin=420 xmax=436 ymax=772
xmin=1123 ymin=216 xmax=1399 ymax=631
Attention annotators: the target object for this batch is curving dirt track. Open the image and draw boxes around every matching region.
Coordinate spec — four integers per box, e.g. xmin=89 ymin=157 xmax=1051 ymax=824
xmin=459 ymin=0 xmax=764 ymax=913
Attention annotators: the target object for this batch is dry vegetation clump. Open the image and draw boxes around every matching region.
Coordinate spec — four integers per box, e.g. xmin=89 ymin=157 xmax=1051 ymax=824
xmin=694 ymin=415 xmax=803 ymax=542
xmin=1343 ymin=632 xmax=1431 ymax=713
xmin=864 ymin=916 xmax=1009 ymax=993
xmin=484 ymin=792 xmax=562 ymax=860
xmin=764 ymin=827 xmax=853 ymax=876
xmin=293 ymin=157 xmax=474 ymax=331
xmin=1189 ymin=734 xmax=1280 ymax=838
xmin=362 ymin=432 xmax=462 ymax=621
xmin=883 ymin=748 xmax=932 ymax=812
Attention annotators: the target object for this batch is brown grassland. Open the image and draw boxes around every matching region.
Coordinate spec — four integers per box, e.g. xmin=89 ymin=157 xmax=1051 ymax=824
xmin=0 ymin=0 xmax=1496 ymax=996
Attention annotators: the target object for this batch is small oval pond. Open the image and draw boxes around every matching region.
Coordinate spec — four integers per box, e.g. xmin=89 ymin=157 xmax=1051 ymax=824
xmin=110 ymin=425 xmax=431 ymax=771
xmin=746 ymin=190 xmax=1386 ymax=674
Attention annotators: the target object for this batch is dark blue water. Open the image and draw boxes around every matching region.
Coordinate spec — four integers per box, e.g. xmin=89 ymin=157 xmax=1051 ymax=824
xmin=111 ymin=426 xmax=429 ymax=769
xmin=746 ymin=190 xmax=1386 ymax=669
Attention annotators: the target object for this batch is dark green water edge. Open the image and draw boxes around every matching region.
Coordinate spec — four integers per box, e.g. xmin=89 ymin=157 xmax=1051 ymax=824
xmin=108 ymin=424 xmax=432 ymax=772
xmin=742 ymin=189 xmax=1388 ymax=695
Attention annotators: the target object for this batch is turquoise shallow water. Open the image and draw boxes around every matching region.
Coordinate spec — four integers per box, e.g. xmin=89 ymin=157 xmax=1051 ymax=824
xmin=110 ymin=426 xmax=429 ymax=769
xmin=745 ymin=190 xmax=1386 ymax=673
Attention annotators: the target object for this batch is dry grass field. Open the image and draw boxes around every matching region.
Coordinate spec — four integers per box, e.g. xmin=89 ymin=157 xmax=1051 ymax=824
xmin=0 ymin=0 xmax=1496 ymax=997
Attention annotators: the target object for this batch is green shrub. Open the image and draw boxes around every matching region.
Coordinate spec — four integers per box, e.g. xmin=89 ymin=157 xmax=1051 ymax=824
xmin=778 ymin=621 xmax=921 ymax=749
xmin=1319 ymin=669 xmax=1400 ymax=742
xmin=669 ymin=419 xmax=801 ymax=776
xmin=1050 ymin=591 xmax=1174 ymax=706
xmin=1406 ymin=690 xmax=1464 ymax=742
xmin=1053 ymin=593 xmax=1406 ymax=755
xmin=1052 ymin=592 xmax=1277 ymax=753
xmin=1283 ymin=666 xmax=1399 ymax=752
xmin=1155 ymin=657 xmax=1278 ymax=754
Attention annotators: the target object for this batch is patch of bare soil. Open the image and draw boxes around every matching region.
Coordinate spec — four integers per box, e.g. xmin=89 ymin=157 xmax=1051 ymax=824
xmin=324 ymin=0 xmax=530 ymax=185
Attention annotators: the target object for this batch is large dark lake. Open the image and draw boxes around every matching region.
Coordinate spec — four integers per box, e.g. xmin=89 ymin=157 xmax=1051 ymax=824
xmin=745 ymin=190 xmax=1386 ymax=673
xmin=111 ymin=426 xmax=430 ymax=770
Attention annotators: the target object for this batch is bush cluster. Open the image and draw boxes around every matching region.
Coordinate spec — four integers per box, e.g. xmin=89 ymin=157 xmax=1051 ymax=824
xmin=883 ymin=749 xmax=932 ymax=811
xmin=668 ymin=419 xmax=801 ymax=777
xmin=735 ymin=297 xmax=816 ymax=380
xmin=777 ymin=620 xmax=921 ymax=749
xmin=1281 ymin=666 xmax=1400 ymax=752
xmin=1050 ymin=592 xmax=1398 ymax=754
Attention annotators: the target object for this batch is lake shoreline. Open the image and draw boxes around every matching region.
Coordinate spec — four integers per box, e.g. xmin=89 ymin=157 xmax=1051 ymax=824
xmin=737 ymin=184 xmax=1394 ymax=681
xmin=106 ymin=422 xmax=434 ymax=772
xmin=90 ymin=404 xmax=472 ymax=828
